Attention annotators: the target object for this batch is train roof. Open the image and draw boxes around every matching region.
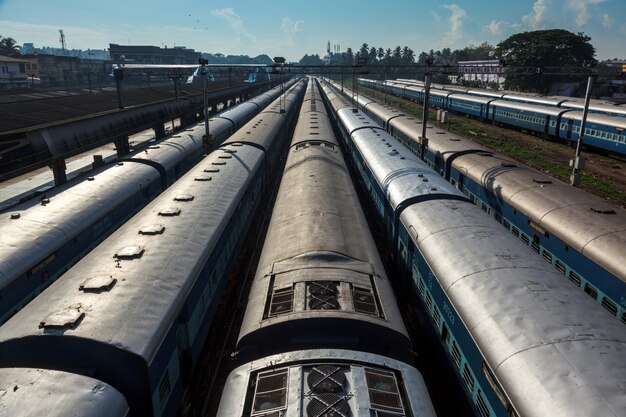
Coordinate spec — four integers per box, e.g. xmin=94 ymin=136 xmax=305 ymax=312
xmin=0 ymin=162 xmax=160 ymax=286
xmin=400 ymin=198 xmax=626 ymax=417
xmin=217 ymin=349 xmax=437 ymax=417
xmin=490 ymin=99 xmax=567 ymax=116
xmin=0 ymin=144 xmax=264 ymax=361
xmin=0 ymin=368 xmax=129 ymax=417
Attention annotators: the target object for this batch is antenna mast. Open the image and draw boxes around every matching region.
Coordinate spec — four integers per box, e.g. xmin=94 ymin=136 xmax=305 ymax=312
xmin=59 ymin=29 xmax=66 ymax=50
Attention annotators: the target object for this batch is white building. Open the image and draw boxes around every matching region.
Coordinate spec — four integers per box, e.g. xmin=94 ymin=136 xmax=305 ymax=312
xmin=0 ymin=55 xmax=31 ymax=88
xmin=458 ymin=60 xmax=505 ymax=89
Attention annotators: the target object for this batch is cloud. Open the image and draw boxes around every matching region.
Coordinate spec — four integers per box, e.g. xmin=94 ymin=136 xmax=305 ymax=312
xmin=567 ymin=0 xmax=608 ymax=27
xmin=210 ymin=8 xmax=256 ymax=42
xmin=602 ymin=12 xmax=613 ymax=28
xmin=281 ymin=17 xmax=303 ymax=45
xmin=484 ymin=20 xmax=508 ymax=36
xmin=440 ymin=4 xmax=467 ymax=45
xmin=522 ymin=0 xmax=549 ymax=29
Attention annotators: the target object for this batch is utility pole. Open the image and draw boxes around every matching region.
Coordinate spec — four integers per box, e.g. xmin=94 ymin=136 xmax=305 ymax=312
xmin=570 ymin=75 xmax=595 ymax=186
xmin=419 ymin=58 xmax=435 ymax=160
xmin=113 ymin=67 xmax=124 ymax=109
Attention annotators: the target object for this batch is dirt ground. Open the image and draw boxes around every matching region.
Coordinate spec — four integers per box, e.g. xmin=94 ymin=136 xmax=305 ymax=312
xmin=449 ymin=114 xmax=626 ymax=207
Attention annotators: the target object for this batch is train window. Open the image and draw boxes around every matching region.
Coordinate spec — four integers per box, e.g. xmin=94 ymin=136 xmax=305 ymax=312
xmin=530 ymin=238 xmax=540 ymax=254
xmin=30 ymin=253 xmax=57 ymax=275
xmin=601 ymin=297 xmax=618 ymax=317
xmin=511 ymin=227 xmax=520 ymax=238
xmin=475 ymin=390 xmax=492 ymax=417
xmin=425 ymin=292 xmax=433 ymax=311
xmin=520 ymin=233 xmax=529 ymax=245
xmin=621 ymin=312 xmax=626 ymax=325
xmin=418 ymin=278 xmax=426 ymax=297
xmin=541 ymin=250 xmax=553 ymax=264
xmin=450 ymin=341 xmax=461 ymax=368
xmin=584 ymin=283 xmax=598 ymax=301
xmin=251 ymin=368 xmax=289 ymax=416
xmin=352 ymin=286 xmax=379 ymax=316
xmin=433 ymin=307 xmax=441 ymax=328
xmin=554 ymin=260 xmax=566 ymax=275
xmin=158 ymin=370 xmax=171 ymax=409
xmin=268 ymin=286 xmax=294 ymax=317
xmin=502 ymin=218 xmax=511 ymax=230
xmin=568 ymin=270 xmax=582 ymax=287
xmin=462 ymin=363 xmax=475 ymax=392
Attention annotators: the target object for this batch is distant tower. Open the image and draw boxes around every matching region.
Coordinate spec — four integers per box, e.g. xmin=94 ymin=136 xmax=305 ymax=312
xmin=59 ymin=29 xmax=66 ymax=50
xmin=327 ymin=40 xmax=331 ymax=55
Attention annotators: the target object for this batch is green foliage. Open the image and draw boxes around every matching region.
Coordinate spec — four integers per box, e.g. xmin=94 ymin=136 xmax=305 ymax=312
xmin=298 ymin=53 xmax=325 ymax=65
xmin=494 ymin=29 xmax=595 ymax=93
xmin=0 ymin=36 xmax=21 ymax=56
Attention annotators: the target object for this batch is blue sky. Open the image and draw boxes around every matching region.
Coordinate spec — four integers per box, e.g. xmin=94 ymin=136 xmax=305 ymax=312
xmin=0 ymin=0 xmax=624 ymax=61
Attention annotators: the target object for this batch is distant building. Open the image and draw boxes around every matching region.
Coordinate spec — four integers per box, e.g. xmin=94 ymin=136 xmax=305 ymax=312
xmin=21 ymin=54 xmax=111 ymax=88
xmin=109 ymin=44 xmax=201 ymax=65
xmin=0 ymin=55 xmax=30 ymax=88
xmin=457 ymin=60 xmax=505 ymax=89
xmin=22 ymin=43 xmax=110 ymax=60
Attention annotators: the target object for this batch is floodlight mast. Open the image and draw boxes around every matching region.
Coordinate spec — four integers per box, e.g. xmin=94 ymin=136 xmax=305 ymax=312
xmin=274 ymin=57 xmax=286 ymax=113
xmin=199 ymin=58 xmax=211 ymax=150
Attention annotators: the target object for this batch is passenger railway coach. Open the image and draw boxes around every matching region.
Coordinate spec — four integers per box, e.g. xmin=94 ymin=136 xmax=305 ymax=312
xmin=319 ymin=78 xmax=626 ymax=417
xmin=0 ymin=79 xmax=306 ymax=417
xmin=359 ymin=77 xmax=626 ymax=155
xmin=217 ymin=78 xmax=437 ymax=417
xmin=333 ymin=79 xmax=626 ymax=326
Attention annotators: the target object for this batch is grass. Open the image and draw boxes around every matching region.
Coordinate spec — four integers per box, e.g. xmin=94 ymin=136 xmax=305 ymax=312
xmin=361 ymin=86 xmax=626 ymax=205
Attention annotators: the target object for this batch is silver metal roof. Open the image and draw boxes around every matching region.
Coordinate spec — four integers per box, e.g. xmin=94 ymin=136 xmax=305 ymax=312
xmin=453 ymin=152 xmax=626 ymax=283
xmin=400 ymin=199 xmax=626 ymax=417
xmin=490 ymin=99 xmax=567 ymax=117
xmin=338 ymin=108 xmax=464 ymax=210
xmin=0 ymin=368 xmax=129 ymax=417
xmin=0 ymin=144 xmax=265 ymax=361
xmin=0 ymin=161 xmax=160 ymax=289
xmin=216 ymin=349 xmax=437 ymax=417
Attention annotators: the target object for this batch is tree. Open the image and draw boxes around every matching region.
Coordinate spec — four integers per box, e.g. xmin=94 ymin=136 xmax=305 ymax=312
xmin=0 ymin=36 xmax=21 ymax=56
xmin=369 ymin=46 xmax=378 ymax=64
xmin=299 ymin=54 xmax=325 ymax=65
xmin=494 ymin=29 xmax=595 ymax=93
xmin=377 ymin=47 xmax=385 ymax=63
xmin=402 ymin=46 xmax=415 ymax=64
xmin=358 ymin=43 xmax=369 ymax=60
xmin=392 ymin=46 xmax=402 ymax=64
xmin=343 ymin=48 xmax=354 ymax=65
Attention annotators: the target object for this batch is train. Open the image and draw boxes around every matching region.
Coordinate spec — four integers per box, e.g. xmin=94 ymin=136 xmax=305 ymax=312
xmin=359 ymin=78 xmax=626 ymax=155
xmin=332 ymin=79 xmax=626 ymax=325
xmin=0 ymin=80 xmax=295 ymax=324
xmin=318 ymin=77 xmax=626 ymax=417
xmin=394 ymin=77 xmax=626 ymax=118
xmin=0 ymin=79 xmax=306 ymax=417
xmin=216 ymin=78 xmax=437 ymax=417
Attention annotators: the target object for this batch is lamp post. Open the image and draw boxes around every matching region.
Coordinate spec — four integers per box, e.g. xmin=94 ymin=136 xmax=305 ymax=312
xmin=199 ymin=58 xmax=211 ymax=150
xmin=273 ymin=57 xmax=286 ymax=113
xmin=353 ymin=57 xmax=367 ymax=112
xmin=570 ymin=74 xmax=596 ymax=186
xmin=113 ymin=67 xmax=124 ymax=109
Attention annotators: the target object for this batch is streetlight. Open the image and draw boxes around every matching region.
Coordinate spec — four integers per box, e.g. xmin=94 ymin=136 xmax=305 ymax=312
xmin=198 ymin=58 xmax=211 ymax=150
xmin=353 ymin=57 xmax=367 ymax=113
xmin=273 ymin=57 xmax=286 ymax=114
xmin=113 ymin=67 xmax=124 ymax=109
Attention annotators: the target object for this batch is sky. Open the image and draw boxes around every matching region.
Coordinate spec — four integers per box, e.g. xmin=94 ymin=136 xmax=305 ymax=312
xmin=0 ymin=0 xmax=624 ymax=61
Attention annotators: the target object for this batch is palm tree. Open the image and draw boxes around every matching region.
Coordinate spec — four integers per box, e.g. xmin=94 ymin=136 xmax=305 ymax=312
xmin=0 ymin=36 xmax=21 ymax=56
xmin=402 ymin=46 xmax=415 ymax=64
xmin=377 ymin=47 xmax=385 ymax=63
